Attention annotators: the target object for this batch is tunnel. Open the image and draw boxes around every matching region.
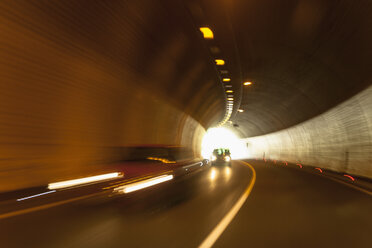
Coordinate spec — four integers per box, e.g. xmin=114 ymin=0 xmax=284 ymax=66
xmin=0 ymin=1 xmax=371 ymax=247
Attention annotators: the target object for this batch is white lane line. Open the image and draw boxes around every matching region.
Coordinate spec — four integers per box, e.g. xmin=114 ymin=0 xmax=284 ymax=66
xmin=183 ymin=162 xmax=203 ymax=170
xmin=199 ymin=161 xmax=256 ymax=248
xmin=17 ymin=190 xmax=56 ymax=201
xmin=318 ymin=174 xmax=372 ymax=196
xmin=0 ymin=192 xmax=104 ymax=220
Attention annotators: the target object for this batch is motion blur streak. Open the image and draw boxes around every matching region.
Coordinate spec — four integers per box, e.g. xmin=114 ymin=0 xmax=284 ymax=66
xmin=48 ymin=172 xmax=122 ymax=190
xmin=17 ymin=190 xmax=56 ymax=201
xmin=0 ymin=0 xmax=223 ymax=192
xmin=114 ymin=174 xmax=173 ymax=194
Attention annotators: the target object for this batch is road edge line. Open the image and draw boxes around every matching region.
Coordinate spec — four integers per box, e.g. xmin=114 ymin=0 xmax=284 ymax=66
xmin=317 ymin=173 xmax=372 ymax=196
xmin=0 ymin=192 xmax=103 ymax=220
xmin=198 ymin=161 xmax=256 ymax=248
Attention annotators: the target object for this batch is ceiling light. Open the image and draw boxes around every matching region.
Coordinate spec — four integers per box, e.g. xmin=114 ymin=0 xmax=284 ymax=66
xmin=243 ymin=81 xmax=252 ymax=86
xmin=199 ymin=27 xmax=214 ymax=39
xmin=238 ymin=109 xmax=244 ymax=112
xmin=215 ymin=59 xmax=225 ymax=65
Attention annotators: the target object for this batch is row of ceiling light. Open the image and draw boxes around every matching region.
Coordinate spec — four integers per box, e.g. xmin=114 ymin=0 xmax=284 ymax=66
xmin=199 ymin=27 xmax=253 ymax=126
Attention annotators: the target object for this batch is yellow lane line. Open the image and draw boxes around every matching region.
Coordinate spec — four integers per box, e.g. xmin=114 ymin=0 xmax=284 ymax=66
xmin=198 ymin=161 xmax=256 ymax=248
xmin=0 ymin=192 xmax=105 ymax=220
xmin=0 ymin=170 xmax=174 ymax=220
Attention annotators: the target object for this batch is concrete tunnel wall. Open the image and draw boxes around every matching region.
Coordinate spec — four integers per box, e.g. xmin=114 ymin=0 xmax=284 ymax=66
xmin=245 ymin=85 xmax=372 ymax=179
xmin=0 ymin=1 xmax=226 ymax=192
xmin=0 ymin=83 xmax=206 ymax=192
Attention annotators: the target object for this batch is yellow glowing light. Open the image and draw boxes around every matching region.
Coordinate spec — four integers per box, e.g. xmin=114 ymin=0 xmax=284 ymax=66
xmin=227 ymin=97 xmax=234 ymax=101
xmin=238 ymin=109 xmax=244 ymax=112
xmin=210 ymin=168 xmax=217 ymax=180
xmin=223 ymin=78 xmax=231 ymax=82
xmin=225 ymin=167 xmax=231 ymax=176
xmin=115 ymin=174 xmax=173 ymax=193
xmin=48 ymin=172 xmax=123 ymax=190
xmin=199 ymin=27 xmax=214 ymax=39
xmin=244 ymin=81 xmax=252 ymax=86
xmin=147 ymin=157 xmax=176 ymax=164
xmin=226 ymin=90 xmax=233 ymax=93
xmin=215 ymin=59 xmax=225 ymax=65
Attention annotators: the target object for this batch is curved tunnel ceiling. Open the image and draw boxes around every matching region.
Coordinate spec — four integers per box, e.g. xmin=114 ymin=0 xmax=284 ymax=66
xmin=189 ymin=0 xmax=372 ymax=137
xmin=0 ymin=0 xmax=372 ymax=191
xmin=1 ymin=0 xmax=371 ymax=140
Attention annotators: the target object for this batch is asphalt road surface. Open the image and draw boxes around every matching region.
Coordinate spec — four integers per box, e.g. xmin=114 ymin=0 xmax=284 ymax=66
xmin=1 ymin=160 xmax=371 ymax=248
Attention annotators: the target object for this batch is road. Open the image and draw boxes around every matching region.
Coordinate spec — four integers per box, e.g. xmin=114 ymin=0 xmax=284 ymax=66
xmin=1 ymin=160 xmax=371 ymax=248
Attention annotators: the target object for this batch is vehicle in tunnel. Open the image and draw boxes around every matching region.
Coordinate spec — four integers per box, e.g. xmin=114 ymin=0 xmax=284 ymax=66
xmin=211 ymin=148 xmax=231 ymax=166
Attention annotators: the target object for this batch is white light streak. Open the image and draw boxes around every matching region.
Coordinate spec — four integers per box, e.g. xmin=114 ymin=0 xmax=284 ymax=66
xmin=48 ymin=172 xmax=123 ymax=190
xmin=115 ymin=174 xmax=173 ymax=194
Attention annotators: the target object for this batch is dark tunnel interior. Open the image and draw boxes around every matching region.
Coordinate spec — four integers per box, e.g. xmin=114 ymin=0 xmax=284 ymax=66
xmin=1 ymin=1 xmax=372 ymax=248
xmin=0 ymin=0 xmax=371 ymax=203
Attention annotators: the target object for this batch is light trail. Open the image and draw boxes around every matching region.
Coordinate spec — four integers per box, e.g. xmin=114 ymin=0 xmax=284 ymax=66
xmin=114 ymin=174 xmax=173 ymax=194
xmin=48 ymin=172 xmax=123 ymax=190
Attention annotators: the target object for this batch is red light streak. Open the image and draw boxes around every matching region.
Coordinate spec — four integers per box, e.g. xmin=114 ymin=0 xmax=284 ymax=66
xmin=343 ymin=174 xmax=355 ymax=181
xmin=296 ymin=163 xmax=303 ymax=168
xmin=315 ymin=168 xmax=323 ymax=173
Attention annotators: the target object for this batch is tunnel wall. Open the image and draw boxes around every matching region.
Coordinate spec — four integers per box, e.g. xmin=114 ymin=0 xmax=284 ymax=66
xmin=0 ymin=81 xmax=205 ymax=192
xmin=245 ymin=85 xmax=372 ymax=179
xmin=0 ymin=1 xmax=224 ymax=192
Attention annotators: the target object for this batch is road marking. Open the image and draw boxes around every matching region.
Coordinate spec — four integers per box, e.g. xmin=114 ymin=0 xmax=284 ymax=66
xmin=198 ymin=161 xmax=256 ymax=248
xmin=0 ymin=192 xmax=104 ymax=220
xmin=17 ymin=190 xmax=56 ymax=201
xmin=286 ymin=163 xmax=372 ymax=196
xmin=0 ymin=169 xmax=176 ymax=220
xmin=318 ymin=173 xmax=372 ymax=196
xmin=182 ymin=162 xmax=203 ymax=170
